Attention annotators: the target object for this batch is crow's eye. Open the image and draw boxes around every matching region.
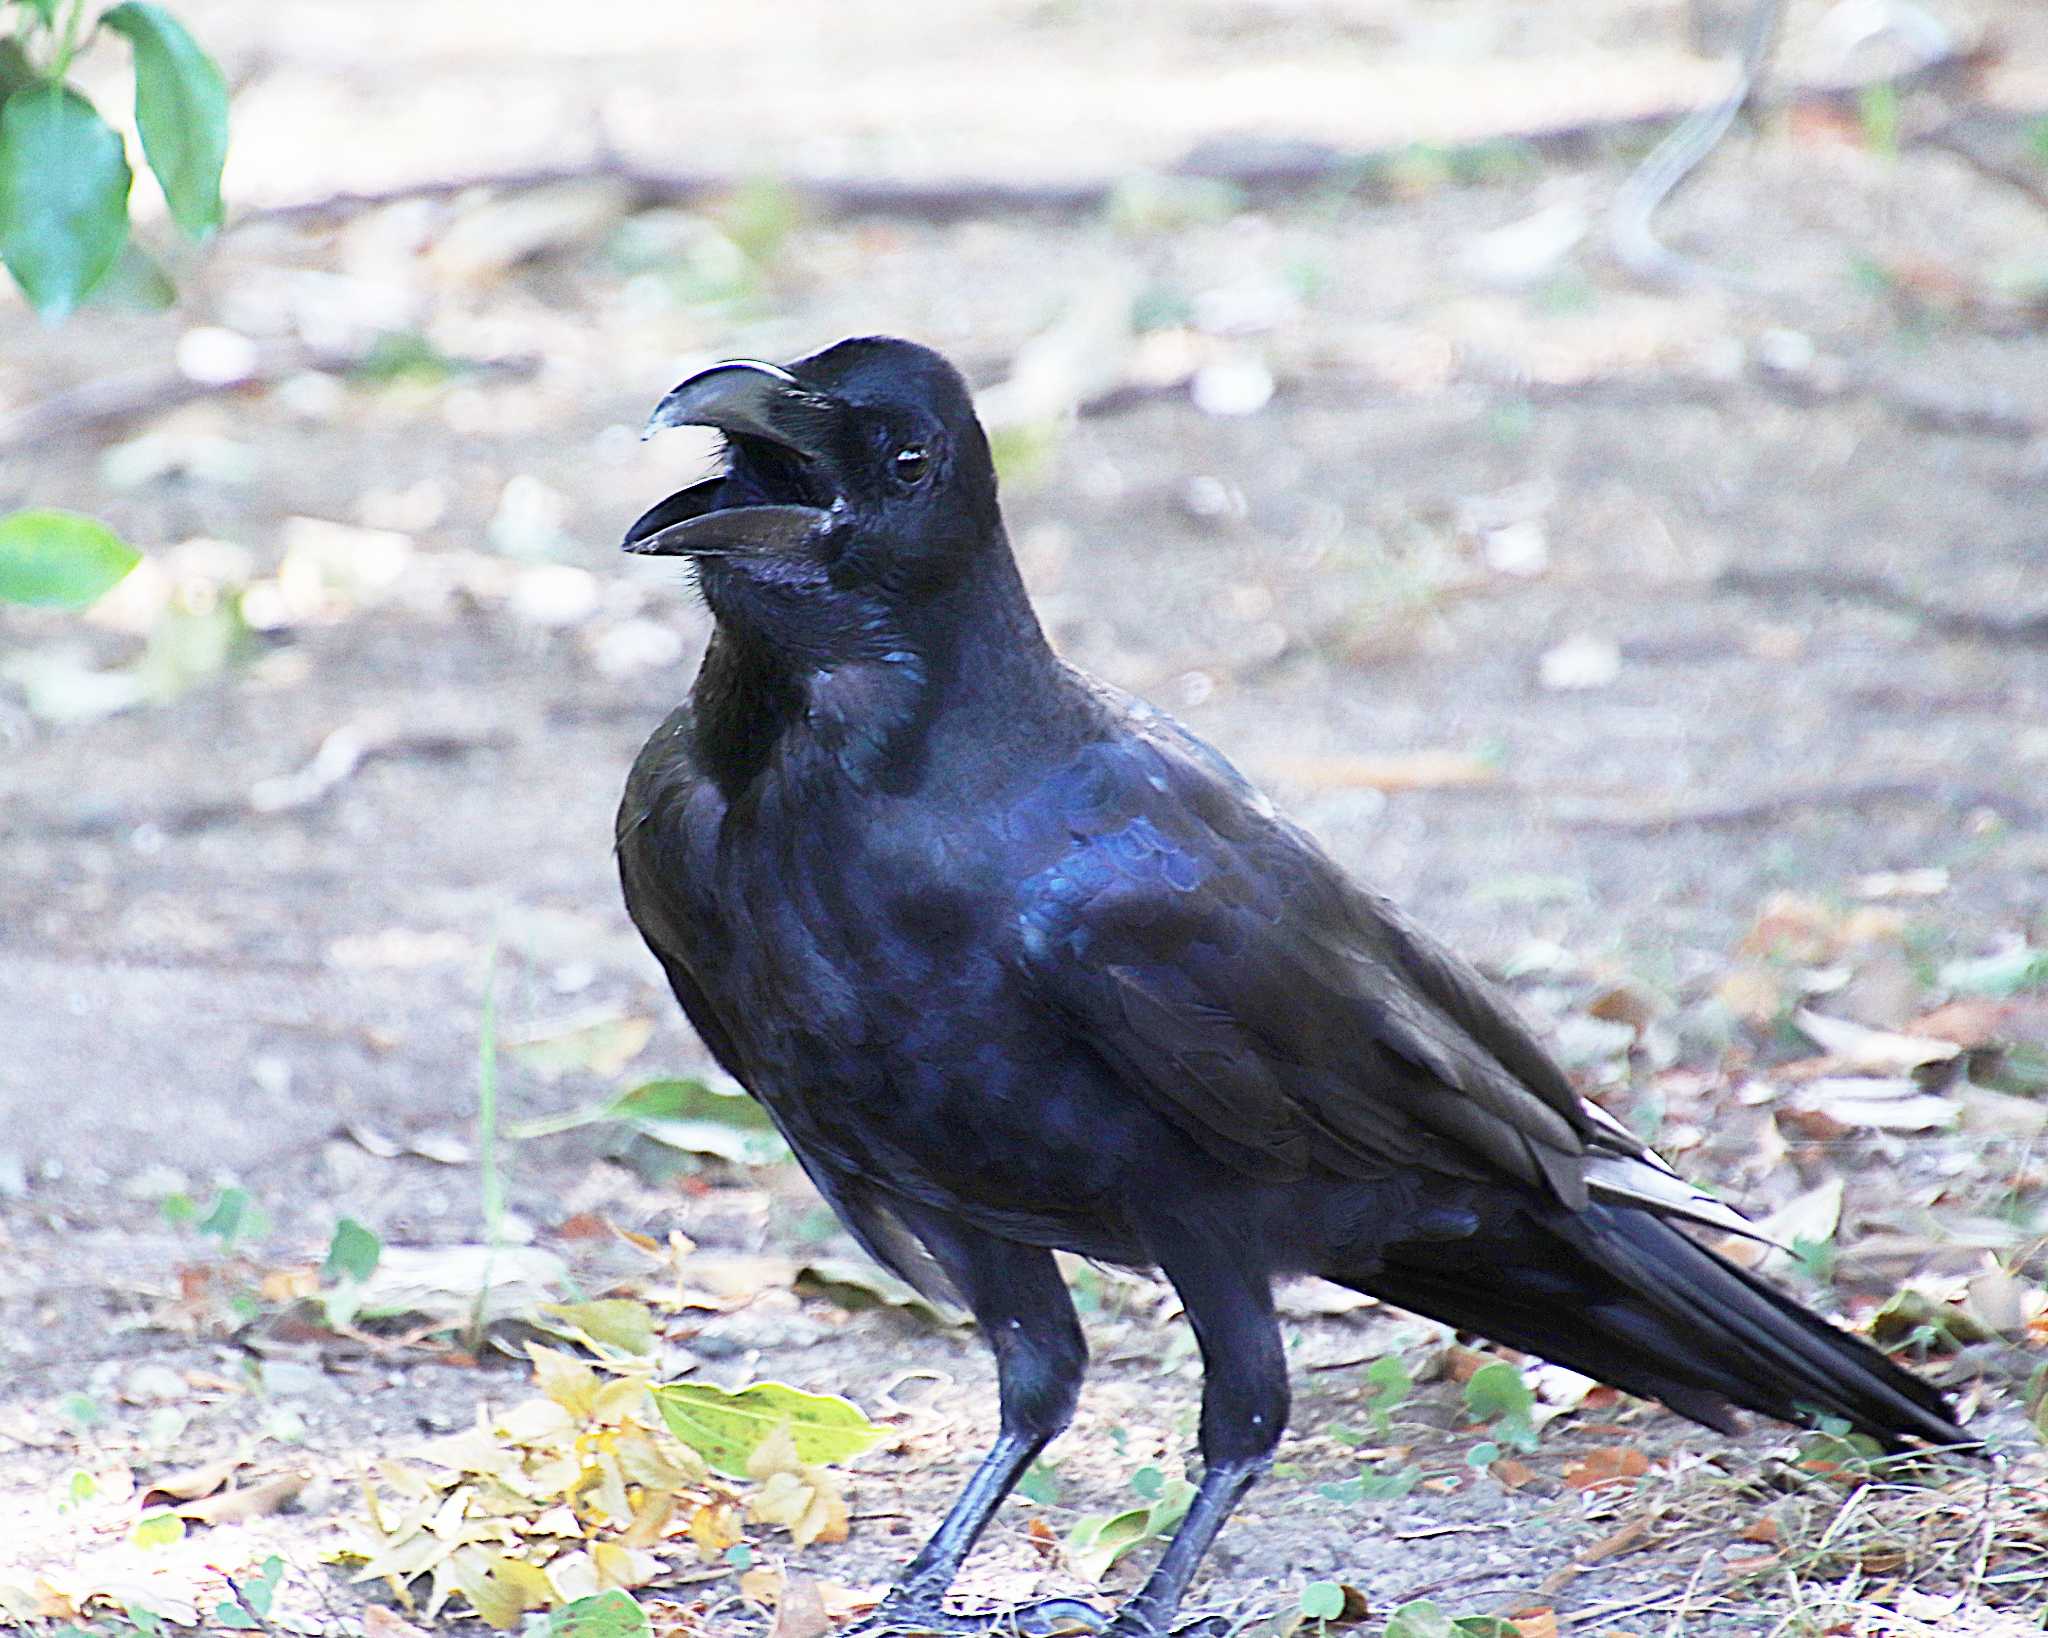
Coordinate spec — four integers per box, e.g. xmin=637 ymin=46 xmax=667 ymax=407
xmin=894 ymin=445 xmax=932 ymax=485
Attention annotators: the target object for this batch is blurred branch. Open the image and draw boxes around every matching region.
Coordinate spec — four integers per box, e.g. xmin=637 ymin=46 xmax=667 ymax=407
xmin=1610 ymin=0 xmax=1788 ymax=286
xmin=1567 ymin=779 xmax=2043 ymax=833
xmin=226 ymin=41 xmax=2011 ymax=234
xmin=0 ymin=343 xmax=538 ymax=454
xmin=1716 ymin=567 xmax=2048 ymax=647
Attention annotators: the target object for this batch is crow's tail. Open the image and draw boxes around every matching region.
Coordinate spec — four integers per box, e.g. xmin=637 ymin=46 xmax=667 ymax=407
xmin=1334 ymin=1202 xmax=1964 ymax=1449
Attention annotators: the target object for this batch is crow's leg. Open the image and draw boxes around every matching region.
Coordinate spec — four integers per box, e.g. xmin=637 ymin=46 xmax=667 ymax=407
xmin=852 ymin=1211 xmax=1102 ymax=1638
xmin=1106 ymin=1227 xmax=1286 ymax=1638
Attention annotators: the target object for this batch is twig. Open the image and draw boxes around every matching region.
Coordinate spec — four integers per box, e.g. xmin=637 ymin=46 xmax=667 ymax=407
xmin=1717 ymin=566 xmax=2048 ymax=645
xmin=1566 ymin=778 xmax=2042 ymax=834
xmin=1919 ymin=123 xmax=2048 ymax=217
xmin=1611 ymin=0 xmax=1788 ymax=286
xmin=223 ymin=52 xmax=2016 ymax=236
xmin=0 ymin=344 xmax=537 ymax=454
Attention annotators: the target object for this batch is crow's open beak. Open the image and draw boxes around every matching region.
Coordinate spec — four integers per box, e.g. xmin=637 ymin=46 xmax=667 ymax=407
xmin=642 ymin=360 xmax=838 ymax=455
xmin=625 ymin=360 xmax=843 ymax=558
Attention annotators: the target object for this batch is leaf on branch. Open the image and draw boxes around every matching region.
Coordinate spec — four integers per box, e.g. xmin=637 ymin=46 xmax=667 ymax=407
xmin=0 ymin=509 xmax=140 ymax=608
xmin=0 ymin=85 xmax=131 ymax=319
xmin=101 ymin=3 xmax=229 ymax=238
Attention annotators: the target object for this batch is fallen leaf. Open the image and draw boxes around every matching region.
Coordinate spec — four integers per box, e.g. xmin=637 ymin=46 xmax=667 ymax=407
xmin=745 ymin=1427 xmax=850 ymax=1548
xmin=363 ymin=1606 xmax=431 ymax=1638
xmin=177 ymin=1471 xmax=307 ymax=1524
xmin=1562 ymin=1447 xmax=1649 ymax=1493
xmin=1261 ymin=751 xmax=1498 ymax=792
xmin=1794 ymin=1009 xmax=1960 ymax=1072
xmin=767 ymin=1573 xmax=829 ymax=1638
xmin=1509 ymin=1611 xmax=1558 ymax=1638
xmin=1786 ymin=1078 xmax=1960 ymax=1132
xmin=1579 ymin=1517 xmax=1654 ymax=1564
xmin=138 ymin=1455 xmax=243 ymax=1507
xmin=738 ymin=1566 xmax=782 ymax=1607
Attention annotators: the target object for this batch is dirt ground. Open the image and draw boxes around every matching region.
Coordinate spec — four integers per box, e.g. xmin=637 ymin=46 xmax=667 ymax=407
xmin=4 ymin=1 xmax=2048 ymax=1633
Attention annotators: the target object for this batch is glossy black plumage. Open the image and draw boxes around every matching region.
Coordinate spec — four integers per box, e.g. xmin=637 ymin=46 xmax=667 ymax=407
xmin=616 ymin=337 xmax=1962 ymax=1636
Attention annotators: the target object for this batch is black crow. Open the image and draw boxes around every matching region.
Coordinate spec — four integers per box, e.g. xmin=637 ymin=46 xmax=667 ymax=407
xmin=615 ymin=337 xmax=1963 ymax=1636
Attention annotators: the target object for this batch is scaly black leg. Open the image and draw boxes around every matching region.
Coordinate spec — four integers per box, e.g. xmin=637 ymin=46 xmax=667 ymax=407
xmin=851 ymin=1209 xmax=1103 ymax=1637
xmin=1105 ymin=1216 xmax=1287 ymax=1638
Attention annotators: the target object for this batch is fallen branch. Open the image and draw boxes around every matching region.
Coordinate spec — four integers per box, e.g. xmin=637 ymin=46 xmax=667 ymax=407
xmin=227 ymin=51 xmax=2016 ymax=234
xmin=1566 ymin=778 xmax=2042 ymax=833
xmin=0 ymin=343 xmax=537 ymax=454
xmin=1717 ymin=566 xmax=2048 ymax=646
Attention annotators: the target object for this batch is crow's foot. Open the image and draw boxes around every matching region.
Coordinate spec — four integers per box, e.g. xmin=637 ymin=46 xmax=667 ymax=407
xmin=845 ymin=1594 xmax=1109 ymax=1637
xmin=1103 ymin=1613 xmax=1236 ymax=1638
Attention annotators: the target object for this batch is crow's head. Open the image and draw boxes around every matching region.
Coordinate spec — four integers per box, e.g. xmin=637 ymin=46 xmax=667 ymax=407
xmin=625 ymin=337 xmax=1002 ymax=661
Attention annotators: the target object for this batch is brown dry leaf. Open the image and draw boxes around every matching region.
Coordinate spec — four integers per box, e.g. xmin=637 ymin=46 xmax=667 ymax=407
xmin=768 ymin=1572 xmax=831 ymax=1638
xmin=1509 ymin=1611 xmax=1558 ymax=1638
xmin=260 ymin=1265 xmax=321 ymax=1302
xmin=1491 ymin=1457 xmax=1537 ymax=1490
xmin=1715 ymin=966 xmax=1783 ymax=1027
xmin=363 ymin=1606 xmax=431 ymax=1638
xmin=1561 ymin=1447 xmax=1649 ymax=1493
xmin=739 ymin=1565 xmax=784 ymax=1606
xmin=818 ymin=1583 xmax=886 ymax=1620
xmin=178 ymin=1470 xmax=307 ymax=1524
xmin=1262 ymin=750 xmax=1498 ymax=793
xmin=1741 ymin=893 xmax=1839 ymax=963
xmin=1579 ymin=1516 xmax=1655 ymax=1564
xmin=746 ymin=1424 xmax=851 ymax=1548
xmin=1740 ymin=1517 xmax=1780 ymax=1545
xmin=138 ymin=1455 xmax=243 ymax=1508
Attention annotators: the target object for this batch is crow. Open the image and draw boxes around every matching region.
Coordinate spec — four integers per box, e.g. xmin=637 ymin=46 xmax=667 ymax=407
xmin=614 ymin=337 xmax=1963 ymax=1636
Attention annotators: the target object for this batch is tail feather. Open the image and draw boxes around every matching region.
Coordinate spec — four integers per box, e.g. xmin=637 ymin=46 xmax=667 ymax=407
xmin=1340 ymin=1202 xmax=1964 ymax=1450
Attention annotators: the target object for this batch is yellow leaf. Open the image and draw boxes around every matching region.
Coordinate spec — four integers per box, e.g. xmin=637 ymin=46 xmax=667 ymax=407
xmin=418 ymin=1426 xmax=519 ymax=1477
xmin=498 ymin=1396 xmax=579 ymax=1448
xmin=530 ymin=1344 xmax=601 ymax=1418
xmin=614 ymin=1428 xmax=703 ymax=1490
xmin=585 ymin=1450 xmax=634 ymax=1528
xmin=451 ymin=1549 xmax=553 ymax=1631
xmin=686 ymin=1500 xmax=743 ymax=1560
xmin=591 ymin=1375 xmax=654 ymax=1427
xmin=591 ymin=1540 xmax=660 ymax=1590
xmin=621 ymin=1485 xmax=676 ymax=1549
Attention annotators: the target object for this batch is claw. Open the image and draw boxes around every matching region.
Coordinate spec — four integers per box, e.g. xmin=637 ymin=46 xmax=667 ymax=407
xmin=847 ymin=1595 xmax=1109 ymax=1638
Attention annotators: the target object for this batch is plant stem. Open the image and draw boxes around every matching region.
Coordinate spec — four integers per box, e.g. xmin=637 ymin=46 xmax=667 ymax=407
xmin=469 ymin=943 xmax=503 ymax=1350
xmin=49 ymin=0 xmax=92 ymax=81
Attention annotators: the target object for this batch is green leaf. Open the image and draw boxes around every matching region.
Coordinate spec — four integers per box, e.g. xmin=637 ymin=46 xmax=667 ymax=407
xmin=197 ymin=1187 xmax=264 ymax=1244
xmin=1365 ymin=1354 xmax=1412 ymax=1434
xmin=0 ymin=38 xmax=37 ymax=106
xmin=0 ymin=509 xmax=138 ymax=607
xmin=0 ymin=85 xmax=131 ymax=319
xmin=652 ymin=1379 xmax=881 ymax=1478
xmin=1453 ymin=1621 xmax=1522 ymax=1638
xmin=1381 ymin=1603 xmax=1456 ymax=1638
xmin=323 ymin=1217 xmax=381 ymax=1283
xmin=101 ymin=3 xmax=227 ymax=237
xmin=1318 ymin=1462 xmax=1419 ymax=1503
xmin=543 ymin=1591 xmax=649 ymax=1638
xmin=1300 ymin=1581 xmax=1346 ymax=1622
xmin=1016 ymin=1460 xmax=1061 ymax=1505
xmin=511 ymin=1076 xmax=787 ymax=1164
xmin=85 ymin=237 xmax=176 ymax=311
xmin=130 ymin=1508 xmax=184 ymax=1549
xmin=1063 ymin=1503 xmax=1159 ymax=1583
xmin=538 ymin=1297 xmax=657 ymax=1356
xmin=1462 ymin=1361 xmax=1539 ymax=1452
xmin=1941 ymin=944 xmax=2048 ymax=998
xmin=13 ymin=0 xmax=56 ymax=29
xmin=214 ymin=1606 xmax=257 ymax=1629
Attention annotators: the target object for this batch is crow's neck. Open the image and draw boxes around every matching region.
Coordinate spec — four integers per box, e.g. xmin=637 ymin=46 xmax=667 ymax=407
xmin=689 ymin=541 xmax=1062 ymax=800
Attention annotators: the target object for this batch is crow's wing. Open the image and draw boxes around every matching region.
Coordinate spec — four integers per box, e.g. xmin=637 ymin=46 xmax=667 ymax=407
xmin=1013 ymin=692 xmax=1750 ymax=1234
